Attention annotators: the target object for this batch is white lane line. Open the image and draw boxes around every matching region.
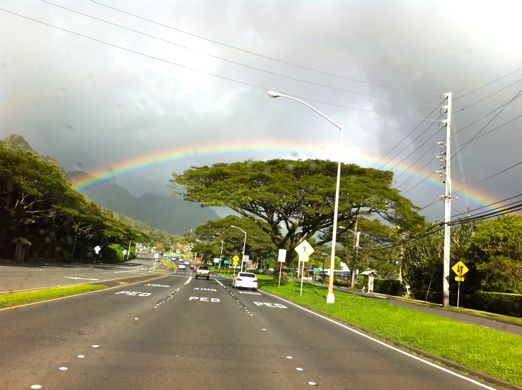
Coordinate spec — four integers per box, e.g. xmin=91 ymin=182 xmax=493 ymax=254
xmin=91 ymin=344 xmax=100 ymax=349
xmin=214 ymin=279 xmax=226 ymax=288
xmin=77 ymin=355 xmax=85 ymax=359
xmin=262 ymin=291 xmax=496 ymax=390
xmin=58 ymin=367 xmax=68 ymax=371
xmin=64 ymin=276 xmax=99 ymax=281
xmin=296 ymin=367 xmax=304 ymax=372
xmin=183 ymin=277 xmax=192 ymax=286
xmin=30 ymin=385 xmax=43 ymax=389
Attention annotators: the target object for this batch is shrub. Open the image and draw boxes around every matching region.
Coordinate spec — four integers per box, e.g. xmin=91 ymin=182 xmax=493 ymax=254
xmin=460 ymin=291 xmax=522 ymax=317
xmin=373 ymin=279 xmax=406 ymax=296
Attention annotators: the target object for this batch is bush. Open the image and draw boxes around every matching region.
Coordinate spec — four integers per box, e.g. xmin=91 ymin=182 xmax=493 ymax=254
xmin=459 ymin=291 xmax=522 ymax=317
xmin=373 ymin=279 xmax=406 ymax=296
xmin=100 ymin=243 xmax=126 ymax=263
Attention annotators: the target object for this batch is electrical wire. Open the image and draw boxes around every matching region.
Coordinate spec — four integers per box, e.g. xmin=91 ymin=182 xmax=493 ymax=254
xmin=0 ymin=7 xmax=442 ymax=121
xmin=457 ymin=78 xmax=522 ymax=111
xmin=455 ymin=90 xmax=522 ymax=155
xmin=456 ymin=67 xmax=522 ymax=99
xmin=42 ymin=0 xmax=440 ymax=107
xmin=87 ymin=0 xmax=442 ymax=96
xmin=371 ymin=102 xmax=444 ymax=169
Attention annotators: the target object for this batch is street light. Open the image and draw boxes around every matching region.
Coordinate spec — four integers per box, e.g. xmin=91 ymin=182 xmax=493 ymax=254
xmin=230 ymin=225 xmax=247 ymax=272
xmin=267 ymin=90 xmax=343 ymax=304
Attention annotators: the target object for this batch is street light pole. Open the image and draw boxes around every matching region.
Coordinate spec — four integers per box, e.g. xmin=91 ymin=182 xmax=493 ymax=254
xmin=268 ymin=90 xmax=343 ymax=304
xmin=230 ymin=225 xmax=247 ymax=272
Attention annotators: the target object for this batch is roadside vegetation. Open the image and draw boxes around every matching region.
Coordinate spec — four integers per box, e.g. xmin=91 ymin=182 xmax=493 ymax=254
xmin=0 ymin=141 xmax=178 ymax=264
xmin=261 ymin=280 xmax=522 ymax=386
xmin=0 ymin=284 xmax=107 ymax=309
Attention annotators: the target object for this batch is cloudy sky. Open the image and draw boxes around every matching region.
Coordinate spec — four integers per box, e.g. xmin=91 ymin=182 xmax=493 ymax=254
xmin=1 ymin=0 xmax=521 ymax=221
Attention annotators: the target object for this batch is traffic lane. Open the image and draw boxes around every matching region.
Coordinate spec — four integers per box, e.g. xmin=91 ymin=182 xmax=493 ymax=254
xmin=0 ymin=275 xmax=189 ymax=389
xmin=36 ymin=276 xmax=314 ymax=389
xmin=231 ymin=288 xmax=489 ymax=389
xmin=0 ymin=258 xmax=155 ymax=292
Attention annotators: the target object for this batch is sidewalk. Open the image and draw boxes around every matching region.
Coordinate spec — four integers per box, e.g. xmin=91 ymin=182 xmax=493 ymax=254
xmin=326 ymin=283 xmax=522 ymax=336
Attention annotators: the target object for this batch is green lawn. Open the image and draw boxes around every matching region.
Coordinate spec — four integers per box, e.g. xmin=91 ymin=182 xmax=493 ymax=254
xmin=0 ymin=284 xmax=106 ymax=308
xmin=261 ymin=280 xmax=522 ymax=386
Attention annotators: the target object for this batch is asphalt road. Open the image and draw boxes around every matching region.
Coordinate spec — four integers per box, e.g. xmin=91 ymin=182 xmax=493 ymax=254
xmin=0 ymin=255 xmax=163 ymax=292
xmin=1 ymin=274 xmax=495 ymax=390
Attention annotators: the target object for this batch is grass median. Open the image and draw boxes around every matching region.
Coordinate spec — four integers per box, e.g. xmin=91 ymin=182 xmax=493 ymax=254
xmin=261 ymin=279 xmax=522 ymax=386
xmin=0 ymin=284 xmax=107 ymax=309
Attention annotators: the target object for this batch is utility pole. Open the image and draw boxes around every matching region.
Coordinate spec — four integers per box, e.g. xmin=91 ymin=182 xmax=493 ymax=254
xmin=441 ymin=92 xmax=453 ymax=307
xmin=350 ymin=216 xmax=360 ymax=289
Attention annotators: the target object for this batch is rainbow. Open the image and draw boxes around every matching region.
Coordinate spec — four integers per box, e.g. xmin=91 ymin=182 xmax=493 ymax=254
xmin=69 ymin=139 xmax=498 ymax=210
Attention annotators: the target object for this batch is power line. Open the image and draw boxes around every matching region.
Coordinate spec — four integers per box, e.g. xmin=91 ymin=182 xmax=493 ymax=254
xmin=0 ymin=7 xmax=443 ymax=122
xmin=455 ymin=90 xmax=522 ymax=154
xmin=371 ymin=102 xmax=443 ymax=168
xmin=456 ymin=67 xmax=522 ymax=99
xmin=447 ymin=193 xmax=522 ymax=222
xmin=88 ymin=0 xmax=442 ymax=96
xmin=455 ymin=89 xmax=522 ymax=135
xmin=374 ymin=111 xmax=444 ymax=170
xmin=457 ymin=78 xmax=522 ymax=111
xmin=42 ymin=0 xmax=439 ymax=107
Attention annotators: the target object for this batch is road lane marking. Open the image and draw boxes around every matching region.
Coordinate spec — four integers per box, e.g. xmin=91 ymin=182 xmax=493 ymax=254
xmin=77 ymin=355 xmax=85 ymax=359
xmin=58 ymin=367 xmax=68 ymax=371
xmin=296 ymin=368 xmax=304 ymax=372
xmin=91 ymin=345 xmax=100 ymax=349
xmin=64 ymin=276 xmax=99 ymax=281
xmin=188 ymin=296 xmax=221 ymax=303
xmin=308 ymin=381 xmax=318 ymax=386
xmin=214 ymin=279 xmax=226 ymax=288
xmin=144 ymin=283 xmax=170 ymax=288
xmin=253 ymin=301 xmax=287 ymax=309
xmin=262 ymin=291 xmax=496 ymax=390
xmin=115 ymin=291 xmax=151 ymax=297
xmin=30 ymin=385 xmax=43 ymax=389
xmin=238 ymin=291 xmax=262 ymax=295
xmin=194 ymin=287 xmax=217 ymax=291
xmin=183 ymin=277 xmax=192 ymax=285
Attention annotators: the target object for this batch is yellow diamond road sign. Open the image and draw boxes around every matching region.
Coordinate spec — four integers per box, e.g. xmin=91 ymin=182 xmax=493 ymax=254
xmin=452 ymin=261 xmax=469 ymax=277
xmin=232 ymin=255 xmax=240 ymax=266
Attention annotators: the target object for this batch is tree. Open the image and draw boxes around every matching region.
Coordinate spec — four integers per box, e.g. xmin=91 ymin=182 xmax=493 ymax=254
xmin=464 ymin=215 xmax=522 ymax=293
xmin=173 ymin=159 xmax=423 ymax=265
xmin=190 ymin=215 xmax=276 ymax=266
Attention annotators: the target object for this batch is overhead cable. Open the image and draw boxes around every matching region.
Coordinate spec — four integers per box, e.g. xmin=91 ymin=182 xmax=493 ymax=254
xmin=88 ymin=0 xmax=442 ymax=96
xmin=42 ymin=0 xmax=441 ymax=107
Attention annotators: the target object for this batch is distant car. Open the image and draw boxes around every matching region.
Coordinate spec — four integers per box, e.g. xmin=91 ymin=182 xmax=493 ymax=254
xmin=195 ymin=264 xmax=210 ymax=280
xmin=178 ymin=264 xmax=186 ymax=269
xmin=233 ymin=272 xmax=258 ymax=290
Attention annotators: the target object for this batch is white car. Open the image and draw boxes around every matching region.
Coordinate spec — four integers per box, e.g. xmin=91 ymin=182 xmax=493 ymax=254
xmin=233 ymin=272 xmax=258 ymax=290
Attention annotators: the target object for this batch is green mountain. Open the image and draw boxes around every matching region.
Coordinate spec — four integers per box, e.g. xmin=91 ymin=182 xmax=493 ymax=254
xmin=67 ymin=171 xmax=219 ymax=235
xmin=1 ymin=134 xmax=218 ymax=235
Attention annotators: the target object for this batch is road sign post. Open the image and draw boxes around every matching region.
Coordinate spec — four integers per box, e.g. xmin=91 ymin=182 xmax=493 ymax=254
xmin=295 ymin=241 xmax=313 ymax=296
xmin=452 ymin=261 xmax=469 ymax=308
xmin=277 ymin=249 xmax=287 ymax=288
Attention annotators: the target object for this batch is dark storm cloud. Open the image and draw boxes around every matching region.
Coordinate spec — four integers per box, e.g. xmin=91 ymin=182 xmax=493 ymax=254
xmin=1 ymin=0 xmax=520 ymax=219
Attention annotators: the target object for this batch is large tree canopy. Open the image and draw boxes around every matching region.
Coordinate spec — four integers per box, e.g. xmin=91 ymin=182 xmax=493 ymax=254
xmin=173 ymin=159 xmax=423 ymax=261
